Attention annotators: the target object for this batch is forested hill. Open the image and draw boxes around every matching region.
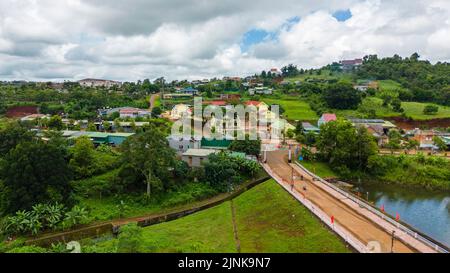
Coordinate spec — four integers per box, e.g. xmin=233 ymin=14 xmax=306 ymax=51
xmin=356 ymin=54 xmax=450 ymax=105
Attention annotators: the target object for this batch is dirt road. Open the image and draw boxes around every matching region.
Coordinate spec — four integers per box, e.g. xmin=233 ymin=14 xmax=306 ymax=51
xmin=266 ymin=150 xmax=420 ymax=253
xmin=149 ymin=93 xmax=160 ymax=111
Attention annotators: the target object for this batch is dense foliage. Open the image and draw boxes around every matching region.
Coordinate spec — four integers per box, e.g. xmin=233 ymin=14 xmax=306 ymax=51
xmin=367 ymin=154 xmax=450 ymax=190
xmin=203 ymin=153 xmax=261 ymax=192
xmin=316 ymin=119 xmax=378 ymax=176
xmin=0 ymin=140 xmax=74 ymax=213
xmin=229 ymin=138 xmax=261 ymax=157
xmin=357 ymin=54 xmax=450 ymax=105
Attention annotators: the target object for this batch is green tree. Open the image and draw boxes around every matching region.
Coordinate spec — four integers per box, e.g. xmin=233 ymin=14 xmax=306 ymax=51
xmin=48 ymin=115 xmax=64 ymax=130
xmin=229 ymin=138 xmax=261 ymax=157
xmin=295 ymin=121 xmax=304 ymax=135
xmin=387 ymin=130 xmax=402 ymax=150
xmin=423 ymin=105 xmax=439 ymax=115
xmin=203 ymin=153 xmax=241 ymax=192
xmin=120 ymin=127 xmax=176 ymax=198
xmin=316 ymin=120 xmax=377 ymax=171
xmin=391 ymin=98 xmax=404 ymax=113
xmin=69 ymin=136 xmax=96 ymax=179
xmin=433 ymin=136 xmax=448 ymax=152
xmin=0 ymin=141 xmax=73 ymax=213
xmin=323 ymin=82 xmax=362 ymax=109
xmin=0 ymin=122 xmax=35 ymax=156
xmin=151 ymin=106 xmax=162 ymax=117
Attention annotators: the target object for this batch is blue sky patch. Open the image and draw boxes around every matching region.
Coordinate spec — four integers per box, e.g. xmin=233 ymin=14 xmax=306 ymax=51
xmin=240 ymin=16 xmax=301 ymax=52
xmin=333 ymin=9 xmax=352 ymax=22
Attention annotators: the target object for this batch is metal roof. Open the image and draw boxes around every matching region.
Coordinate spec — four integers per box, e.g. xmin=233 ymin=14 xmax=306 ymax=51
xmin=183 ymin=149 xmax=218 ymax=157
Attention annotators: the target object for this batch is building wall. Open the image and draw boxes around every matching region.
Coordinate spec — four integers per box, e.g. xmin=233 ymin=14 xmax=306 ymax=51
xmin=182 ymin=155 xmax=207 ymax=167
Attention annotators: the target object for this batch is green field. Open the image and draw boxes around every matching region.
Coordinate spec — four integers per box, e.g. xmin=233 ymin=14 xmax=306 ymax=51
xmin=378 ymin=80 xmax=405 ymax=92
xmin=300 ymin=161 xmax=338 ymax=179
xmin=285 ymin=70 xmax=353 ymax=82
xmin=82 ymin=180 xmax=350 ymax=253
xmin=334 ymin=97 xmax=450 ymax=120
xmin=263 ymin=97 xmax=319 ymax=121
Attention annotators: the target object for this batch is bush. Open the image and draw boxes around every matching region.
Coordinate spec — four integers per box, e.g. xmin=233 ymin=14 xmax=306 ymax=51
xmin=423 ymin=105 xmax=439 ymax=115
xmin=117 ymin=224 xmax=143 ymax=253
xmin=72 ymin=169 xmax=120 ymax=199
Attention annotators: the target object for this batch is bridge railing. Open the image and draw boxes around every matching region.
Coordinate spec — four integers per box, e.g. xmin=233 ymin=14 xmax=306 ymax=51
xmin=262 ymin=164 xmax=369 ymax=253
xmin=294 ymin=161 xmax=449 ymax=253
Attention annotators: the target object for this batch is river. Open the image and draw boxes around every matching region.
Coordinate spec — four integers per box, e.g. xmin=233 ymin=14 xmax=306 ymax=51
xmin=352 ymin=181 xmax=450 ymax=248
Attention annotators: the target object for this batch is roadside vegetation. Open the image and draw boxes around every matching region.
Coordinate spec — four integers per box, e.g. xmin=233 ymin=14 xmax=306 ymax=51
xmin=296 ymin=119 xmax=450 ymax=191
xmin=70 ymin=180 xmax=350 ymax=253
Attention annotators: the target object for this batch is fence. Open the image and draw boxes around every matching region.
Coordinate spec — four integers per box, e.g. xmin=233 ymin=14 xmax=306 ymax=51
xmin=294 ymin=161 xmax=449 ymax=253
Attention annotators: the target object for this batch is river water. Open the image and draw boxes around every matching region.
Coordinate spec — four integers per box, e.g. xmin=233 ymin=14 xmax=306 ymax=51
xmin=353 ymin=181 xmax=450 ymax=248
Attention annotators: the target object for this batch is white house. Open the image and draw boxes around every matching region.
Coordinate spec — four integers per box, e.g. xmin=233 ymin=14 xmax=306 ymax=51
xmin=78 ymin=78 xmax=122 ymax=88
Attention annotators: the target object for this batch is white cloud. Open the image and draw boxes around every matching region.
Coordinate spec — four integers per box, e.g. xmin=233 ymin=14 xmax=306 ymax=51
xmin=0 ymin=0 xmax=449 ymax=81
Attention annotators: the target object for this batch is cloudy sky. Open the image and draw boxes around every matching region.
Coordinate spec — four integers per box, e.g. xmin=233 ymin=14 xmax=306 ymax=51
xmin=0 ymin=0 xmax=449 ymax=82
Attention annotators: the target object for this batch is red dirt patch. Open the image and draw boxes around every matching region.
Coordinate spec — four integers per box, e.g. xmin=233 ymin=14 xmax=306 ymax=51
xmin=6 ymin=106 xmax=38 ymax=118
xmin=389 ymin=117 xmax=450 ymax=130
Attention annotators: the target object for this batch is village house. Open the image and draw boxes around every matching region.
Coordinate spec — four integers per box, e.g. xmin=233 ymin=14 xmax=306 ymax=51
xmin=61 ymin=131 xmax=134 ymax=146
xmin=177 ymin=87 xmax=199 ymax=96
xmin=162 ymin=93 xmax=193 ymax=99
xmin=78 ymin=78 xmax=122 ymax=88
xmin=119 ymin=107 xmax=151 ymax=119
xmin=302 ymin=122 xmax=320 ymax=134
xmin=249 ymin=86 xmax=273 ymax=95
xmin=182 ymin=148 xmax=219 ymax=167
xmin=349 ymin=119 xmax=397 ymax=146
xmin=20 ymin=114 xmax=50 ymax=122
xmin=318 ymin=113 xmax=337 ymax=128
xmin=339 ymin=59 xmax=363 ymax=71
xmin=269 ymin=68 xmax=282 ymax=77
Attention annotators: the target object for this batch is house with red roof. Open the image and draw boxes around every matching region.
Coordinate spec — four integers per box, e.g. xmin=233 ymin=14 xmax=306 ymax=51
xmin=318 ymin=113 xmax=337 ymax=127
xmin=245 ymin=101 xmax=267 ymax=108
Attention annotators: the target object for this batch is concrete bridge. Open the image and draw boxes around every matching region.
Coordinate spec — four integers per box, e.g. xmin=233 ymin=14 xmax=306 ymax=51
xmin=262 ymin=150 xmax=447 ymax=253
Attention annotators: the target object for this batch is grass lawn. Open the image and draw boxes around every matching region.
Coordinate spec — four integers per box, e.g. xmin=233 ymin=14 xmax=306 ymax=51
xmin=263 ymin=97 xmax=318 ymax=121
xmin=400 ymin=102 xmax=450 ymax=120
xmin=82 ymin=180 xmax=350 ymax=253
xmin=300 ymin=161 xmax=338 ymax=179
xmin=153 ymin=96 xmax=161 ymax=108
xmin=378 ymin=80 xmax=405 ymax=92
xmin=335 ymin=97 xmax=450 ymax=121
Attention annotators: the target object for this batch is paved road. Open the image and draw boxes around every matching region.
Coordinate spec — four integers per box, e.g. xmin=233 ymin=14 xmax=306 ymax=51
xmin=266 ymin=150 xmax=434 ymax=253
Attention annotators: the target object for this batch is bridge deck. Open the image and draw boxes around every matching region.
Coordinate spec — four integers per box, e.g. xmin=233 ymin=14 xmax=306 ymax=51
xmin=264 ymin=150 xmax=437 ymax=253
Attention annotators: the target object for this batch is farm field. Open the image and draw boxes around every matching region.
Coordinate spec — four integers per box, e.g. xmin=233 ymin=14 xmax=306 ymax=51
xmin=82 ymin=180 xmax=350 ymax=253
xmin=263 ymin=97 xmax=319 ymax=121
